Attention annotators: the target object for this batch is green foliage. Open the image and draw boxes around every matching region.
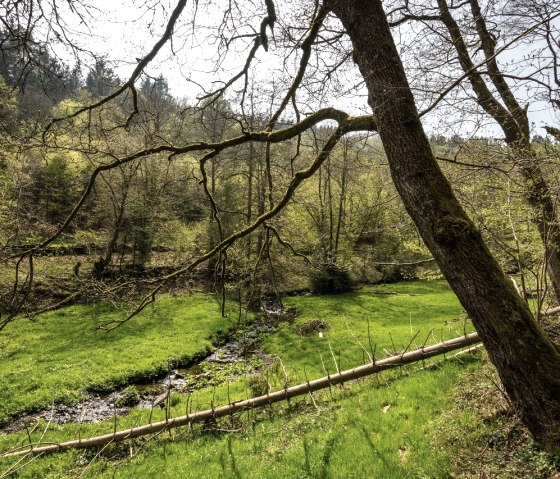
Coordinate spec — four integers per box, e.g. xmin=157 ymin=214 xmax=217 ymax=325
xmin=0 ymin=75 xmax=17 ymax=136
xmin=0 ymin=30 xmax=557 ymax=300
xmin=193 ymin=361 xmax=252 ymax=389
xmin=0 ymin=29 xmax=82 ymax=113
xmin=85 ymin=58 xmax=120 ymax=97
xmin=3 ymin=67 xmax=551 ymax=293
xmin=437 ymin=139 xmax=547 ymax=280
xmin=115 ymin=386 xmax=141 ymax=407
xmin=169 ymin=393 xmax=181 ymax=408
xmin=36 ymin=156 xmax=77 ymax=224
xmin=246 ymin=357 xmax=284 ymax=397
xmin=246 ymin=373 xmax=269 ymax=397
xmin=141 ymin=75 xmax=170 ymax=100
xmin=309 ymin=263 xmax=355 ymax=294
xmin=129 ymin=207 xmax=154 ymax=270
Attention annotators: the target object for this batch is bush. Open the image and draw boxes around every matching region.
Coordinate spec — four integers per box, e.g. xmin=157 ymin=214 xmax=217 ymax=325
xmin=246 ymin=373 xmax=269 ymax=397
xmin=310 ymin=263 xmax=355 ymax=294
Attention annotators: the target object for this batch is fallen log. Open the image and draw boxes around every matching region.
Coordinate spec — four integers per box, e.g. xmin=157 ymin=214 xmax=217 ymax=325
xmin=542 ymin=306 xmax=560 ymax=316
xmin=3 ymin=332 xmax=481 ymax=458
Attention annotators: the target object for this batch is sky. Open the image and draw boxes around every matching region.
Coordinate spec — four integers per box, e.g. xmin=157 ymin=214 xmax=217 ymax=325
xmin=51 ymin=0 xmax=277 ymax=101
xmin=44 ymin=0 xmax=560 ymax=137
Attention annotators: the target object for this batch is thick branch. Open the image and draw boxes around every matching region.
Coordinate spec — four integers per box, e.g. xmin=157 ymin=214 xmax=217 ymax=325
xmin=267 ymin=5 xmax=329 ymax=127
xmin=468 ymin=0 xmax=529 ymax=137
xmin=419 ymin=13 xmax=560 ymax=119
xmin=99 ymin=113 xmax=376 ymax=330
xmin=436 ymin=0 xmax=519 ymax=142
xmin=21 ymin=109 xmax=376 ymax=259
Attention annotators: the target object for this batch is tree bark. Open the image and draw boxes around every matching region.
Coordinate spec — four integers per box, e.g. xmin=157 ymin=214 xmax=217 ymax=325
xmin=437 ymin=0 xmax=560 ymax=303
xmin=329 ymin=0 xmax=560 ymax=451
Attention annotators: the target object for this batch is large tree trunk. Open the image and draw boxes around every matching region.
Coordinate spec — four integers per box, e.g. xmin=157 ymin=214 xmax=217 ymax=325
xmin=330 ymin=0 xmax=560 ymax=451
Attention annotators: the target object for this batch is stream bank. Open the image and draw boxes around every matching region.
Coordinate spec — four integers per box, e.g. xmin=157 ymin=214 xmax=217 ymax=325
xmin=1 ymin=300 xmax=297 ymax=432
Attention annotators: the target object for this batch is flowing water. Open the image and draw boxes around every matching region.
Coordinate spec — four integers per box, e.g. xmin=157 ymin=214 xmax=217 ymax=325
xmin=2 ymin=299 xmax=297 ymax=432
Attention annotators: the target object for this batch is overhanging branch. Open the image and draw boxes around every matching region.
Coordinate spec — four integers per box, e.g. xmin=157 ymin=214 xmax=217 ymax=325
xmin=99 ymin=112 xmax=376 ymax=330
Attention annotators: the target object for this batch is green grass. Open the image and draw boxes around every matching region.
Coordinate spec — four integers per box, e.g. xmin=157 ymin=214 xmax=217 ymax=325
xmin=90 ymin=361 xmax=477 ymax=479
xmin=0 ymin=361 xmax=479 ymax=479
xmin=265 ymin=281 xmax=471 ymax=381
xmin=0 ymin=280 xmax=480 ymax=478
xmin=432 ymin=353 xmax=560 ymax=478
xmin=0 ymin=294 xmax=237 ymax=425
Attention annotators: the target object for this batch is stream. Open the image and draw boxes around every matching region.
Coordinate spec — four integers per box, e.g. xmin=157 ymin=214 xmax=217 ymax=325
xmin=1 ymin=300 xmax=297 ymax=433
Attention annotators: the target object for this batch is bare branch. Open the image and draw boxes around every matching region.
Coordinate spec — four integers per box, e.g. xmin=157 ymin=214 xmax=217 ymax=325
xmin=2 ymin=332 xmax=481 ymax=457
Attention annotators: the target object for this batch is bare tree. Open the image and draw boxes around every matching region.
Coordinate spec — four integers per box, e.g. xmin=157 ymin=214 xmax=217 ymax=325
xmin=387 ymin=0 xmax=560 ymax=302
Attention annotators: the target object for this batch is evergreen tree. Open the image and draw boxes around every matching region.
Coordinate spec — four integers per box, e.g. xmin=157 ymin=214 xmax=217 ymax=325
xmin=85 ymin=57 xmax=119 ymax=97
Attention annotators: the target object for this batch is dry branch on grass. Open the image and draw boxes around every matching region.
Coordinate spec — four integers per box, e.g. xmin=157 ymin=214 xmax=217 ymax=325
xmin=3 ymin=332 xmax=480 ymax=458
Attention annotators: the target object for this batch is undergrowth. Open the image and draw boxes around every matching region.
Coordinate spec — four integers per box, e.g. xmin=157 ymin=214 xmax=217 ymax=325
xmin=432 ymin=352 xmax=560 ymax=478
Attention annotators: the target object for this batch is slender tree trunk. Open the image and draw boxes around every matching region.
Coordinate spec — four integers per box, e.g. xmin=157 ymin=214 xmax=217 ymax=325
xmin=327 ymin=157 xmax=334 ymax=260
xmin=104 ymin=203 xmax=125 ymax=267
xmin=95 ymin=188 xmax=128 ymax=278
xmin=330 ymin=0 xmax=560 ymax=451
xmin=438 ymin=0 xmax=560 ymax=303
xmin=334 ymin=138 xmax=349 ymax=260
xmin=246 ymin=143 xmax=254 ymax=259
xmin=256 ymin=159 xmax=266 ymax=256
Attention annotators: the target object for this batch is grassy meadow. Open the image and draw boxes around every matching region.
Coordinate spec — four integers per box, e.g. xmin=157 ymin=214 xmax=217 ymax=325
xmin=0 ymin=294 xmax=237 ymax=426
xmin=0 ymin=280 xmax=484 ymax=478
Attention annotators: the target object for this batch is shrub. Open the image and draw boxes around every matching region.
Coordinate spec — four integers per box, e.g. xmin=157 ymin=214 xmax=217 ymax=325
xmin=115 ymin=386 xmax=141 ymax=407
xmin=310 ymin=263 xmax=355 ymax=294
xmin=246 ymin=373 xmax=269 ymax=397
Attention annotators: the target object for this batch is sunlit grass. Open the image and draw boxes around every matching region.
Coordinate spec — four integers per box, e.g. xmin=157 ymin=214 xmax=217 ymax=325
xmin=0 ymin=280 xmax=480 ymax=478
xmin=1 ymin=360 xmax=479 ymax=478
xmin=0 ymin=294 xmax=237 ymax=425
xmin=265 ymin=281 xmax=471 ymax=381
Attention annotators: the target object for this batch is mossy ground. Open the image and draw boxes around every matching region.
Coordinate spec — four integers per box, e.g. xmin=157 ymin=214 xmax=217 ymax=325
xmin=432 ymin=352 xmax=560 ymax=479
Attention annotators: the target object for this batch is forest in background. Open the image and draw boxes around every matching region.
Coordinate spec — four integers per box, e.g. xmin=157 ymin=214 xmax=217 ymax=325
xmin=0 ymin=28 xmax=558 ymax=319
xmin=0 ymin=0 xmax=560 ymax=473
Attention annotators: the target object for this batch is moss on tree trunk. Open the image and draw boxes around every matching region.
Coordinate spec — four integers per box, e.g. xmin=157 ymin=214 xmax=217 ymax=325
xmin=330 ymin=0 xmax=560 ymax=452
